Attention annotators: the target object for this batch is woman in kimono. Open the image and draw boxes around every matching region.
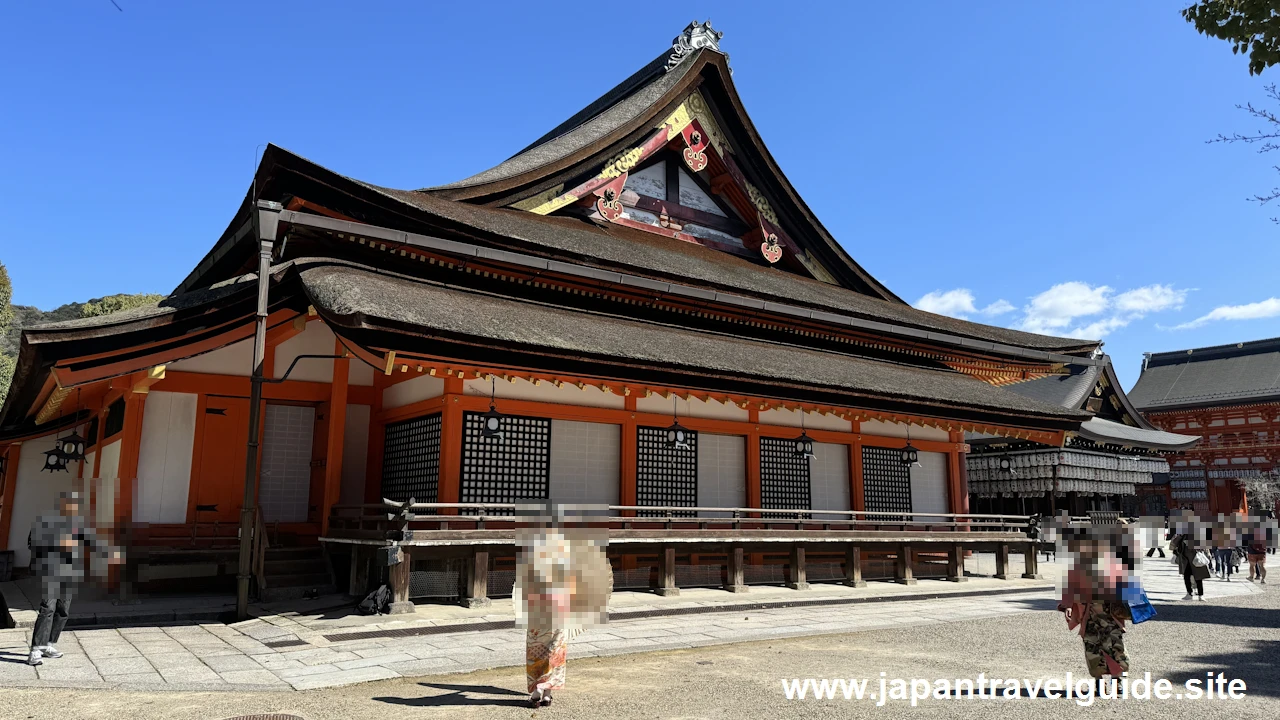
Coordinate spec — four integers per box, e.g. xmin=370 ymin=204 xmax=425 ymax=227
xmin=1057 ymin=532 xmax=1133 ymax=688
xmin=516 ymin=521 xmax=612 ymax=708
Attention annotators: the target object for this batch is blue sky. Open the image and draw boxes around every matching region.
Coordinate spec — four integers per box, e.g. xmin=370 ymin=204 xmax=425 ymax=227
xmin=2 ymin=2 xmax=1278 ymax=390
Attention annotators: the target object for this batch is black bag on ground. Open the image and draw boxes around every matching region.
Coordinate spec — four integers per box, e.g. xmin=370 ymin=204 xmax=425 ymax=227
xmin=0 ymin=588 xmax=15 ymax=630
xmin=357 ymin=584 xmax=392 ymax=615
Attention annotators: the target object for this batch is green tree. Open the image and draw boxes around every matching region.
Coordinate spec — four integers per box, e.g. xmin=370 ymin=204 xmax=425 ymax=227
xmin=0 ymin=262 xmax=14 ymax=408
xmin=1183 ymin=1 xmax=1280 ymax=76
xmin=80 ymin=293 xmax=163 ymax=318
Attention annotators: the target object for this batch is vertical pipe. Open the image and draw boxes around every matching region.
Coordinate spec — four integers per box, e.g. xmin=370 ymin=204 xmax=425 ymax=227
xmin=236 ymin=200 xmax=279 ymax=620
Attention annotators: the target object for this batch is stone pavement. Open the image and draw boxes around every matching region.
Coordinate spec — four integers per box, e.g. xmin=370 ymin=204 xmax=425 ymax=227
xmin=0 ymin=551 xmax=1256 ymax=693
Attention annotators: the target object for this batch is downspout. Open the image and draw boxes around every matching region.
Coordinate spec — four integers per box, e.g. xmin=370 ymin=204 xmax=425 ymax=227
xmin=236 ymin=199 xmax=281 ymax=621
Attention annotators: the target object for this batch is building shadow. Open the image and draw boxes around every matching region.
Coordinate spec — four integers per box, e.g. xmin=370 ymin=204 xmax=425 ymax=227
xmin=374 ymin=681 xmax=530 ymax=708
xmin=1144 ymin=602 xmax=1280 ymax=630
xmin=1164 ymin=640 xmax=1280 ymax=699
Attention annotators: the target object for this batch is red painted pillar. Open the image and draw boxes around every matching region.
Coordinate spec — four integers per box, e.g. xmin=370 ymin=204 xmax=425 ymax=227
xmin=438 ymin=376 xmax=465 ymax=506
xmin=0 ymin=443 xmax=21 ymax=550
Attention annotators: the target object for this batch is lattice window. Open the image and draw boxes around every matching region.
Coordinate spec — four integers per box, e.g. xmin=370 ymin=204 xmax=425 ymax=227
xmin=760 ymin=437 xmax=811 ymax=516
xmin=381 ymin=413 xmax=442 ymax=503
xmin=460 ymin=411 xmax=551 ymax=504
xmin=862 ymin=446 xmax=912 ymax=515
xmin=636 ymin=426 xmax=697 ymax=514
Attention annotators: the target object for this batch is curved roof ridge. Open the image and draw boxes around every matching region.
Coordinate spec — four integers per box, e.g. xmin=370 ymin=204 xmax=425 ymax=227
xmin=423 ymin=50 xmax=703 ymax=192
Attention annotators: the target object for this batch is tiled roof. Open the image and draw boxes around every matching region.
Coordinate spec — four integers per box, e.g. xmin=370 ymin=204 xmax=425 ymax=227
xmin=426 ymin=51 xmax=690 ymax=191
xmin=298 ymin=260 xmax=1088 ymax=423
xmin=353 ymin=180 xmax=1100 ymax=354
xmin=1130 ymin=337 xmax=1280 ymax=410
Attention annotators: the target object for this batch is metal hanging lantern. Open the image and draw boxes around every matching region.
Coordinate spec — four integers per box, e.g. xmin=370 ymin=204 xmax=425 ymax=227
xmin=899 ymin=427 xmax=919 ymax=467
xmin=664 ymin=396 xmax=692 ymax=450
xmin=793 ymin=432 xmax=815 ymax=460
xmin=58 ymin=430 xmax=87 ymax=462
xmin=664 ymin=420 xmax=692 ymax=450
xmin=42 ymin=446 xmax=69 ymax=473
xmin=792 ymin=414 xmax=815 ymax=459
xmin=899 ymin=442 xmax=919 ymax=466
xmin=481 ymin=376 xmax=505 ymax=440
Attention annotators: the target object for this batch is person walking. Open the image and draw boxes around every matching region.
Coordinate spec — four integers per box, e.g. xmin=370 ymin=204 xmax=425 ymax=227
xmin=1247 ymin=535 xmax=1268 ymax=584
xmin=1145 ymin=520 xmax=1168 ymax=558
xmin=26 ymin=491 xmax=121 ymax=666
xmin=515 ymin=508 xmax=612 ymax=709
xmin=1172 ymin=531 xmax=1209 ymax=601
xmin=1057 ymin=533 xmax=1134 ymax=691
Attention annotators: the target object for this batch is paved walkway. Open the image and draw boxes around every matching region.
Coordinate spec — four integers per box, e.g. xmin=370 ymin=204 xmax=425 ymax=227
xmin=0 ymin=552 xmax=1258 ymax=693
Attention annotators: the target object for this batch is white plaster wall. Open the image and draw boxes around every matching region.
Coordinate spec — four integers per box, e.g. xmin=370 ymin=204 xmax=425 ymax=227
xmin=625 ymin=160 xmax=666 ymax=198
xmin=758 ymin=407 xmax=852 ymax=432
xmin=7 ymin=434 xmax=77 ymax=567
xmin=811 ymin=442 xmax=851 ymax=520
xmin=636 ymin=394 xmax=748 ymax=422
xmin=678 ymin=167 xmax=727 ymax=216
xmin=465 ymin=377 xmax=625 ymax=410
xmin=340 ymin=404 xmax=371 ymax=505
xmin=274 ymin=321 xmax=336 ymax=383
xmin=348 ymin=360 xmax=376 ymax=387
xmin=911 ymin=451 xmax=950 ymax=520
xmin=697 ymin=434 xmax=746 ymax=517
xmin=383 ymin=375 xmax=445 ymax=409
xmin=549 ymin=420 xmax=620 ymax=505
xmin=169 ymin=338 xmax=253 ymax=377
xmin=134 ymin=391 xmax=198 ymax=524
xmin=861 ymin=420 xmax=949 ymax=442
xmin=95 ymin=439 xmax=122 ymax=529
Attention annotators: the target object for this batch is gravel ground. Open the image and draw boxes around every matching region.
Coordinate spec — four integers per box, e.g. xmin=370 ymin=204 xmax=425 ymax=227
xmin=0 ymin=582 xmax=1275 ymax=720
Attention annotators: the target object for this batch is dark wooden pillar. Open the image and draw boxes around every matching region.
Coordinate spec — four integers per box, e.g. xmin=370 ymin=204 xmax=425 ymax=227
xmin=844 ymin=544 xmax=866 ymax=587
xmin=895 ymin=544 xmax=917 ymax=585
xmin=726 ymin=544 xmax=748 ymax=593
xmin=787 ymin=545 xmax=809 ymax=590
xmin=388 ymin=547 xmax=414 ymax=614
xmin=947 ymin=544 xmax=967 ymax=582
xmin=656 ymin=545 xmax=679 ymax=596
xmin=995 ymin=543 xmax=1010 ymax=580
xmin=348 ymin=546 xmax=371 ymax=598
xmin=1022 ymin=542 xmax=1041 ymax=579
xmin=461 ymin=549 xmax=491 ymax=608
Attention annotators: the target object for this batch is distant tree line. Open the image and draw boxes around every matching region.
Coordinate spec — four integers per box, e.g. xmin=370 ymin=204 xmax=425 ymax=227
xmin=0 ymin=260 xmax=161 ymax=407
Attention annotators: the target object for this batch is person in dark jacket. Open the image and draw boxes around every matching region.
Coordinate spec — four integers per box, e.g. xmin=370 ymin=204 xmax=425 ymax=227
xmin=26 ymin=491 xmax=121 ymax=666
xmin=1172 ymin=532 xmax=1209 ymax=601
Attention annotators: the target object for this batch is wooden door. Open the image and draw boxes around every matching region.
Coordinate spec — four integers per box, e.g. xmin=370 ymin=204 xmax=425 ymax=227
xmin=192 ymin=396 xmax=250 ymax=523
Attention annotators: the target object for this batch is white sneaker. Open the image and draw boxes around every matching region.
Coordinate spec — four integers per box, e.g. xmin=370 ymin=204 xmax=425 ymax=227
xmin=1197 ymin=596 xmax=1206 ymax=602
xmin=27 ymin=650 xmax=42 ymax=666
xmin=40 ymin=645 xmax=63 ymax=659
xmin=1182 ymin=594 xmax=1193 ymax=601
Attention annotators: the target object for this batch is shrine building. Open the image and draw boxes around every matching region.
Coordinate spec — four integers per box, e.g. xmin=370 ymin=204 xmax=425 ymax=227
xmin=0 ymin=23 xmax=1197 ymax=604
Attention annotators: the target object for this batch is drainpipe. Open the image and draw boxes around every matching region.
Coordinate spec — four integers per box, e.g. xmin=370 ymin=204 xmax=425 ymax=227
xmin=237 ymin=200 xmax=282 ymax=621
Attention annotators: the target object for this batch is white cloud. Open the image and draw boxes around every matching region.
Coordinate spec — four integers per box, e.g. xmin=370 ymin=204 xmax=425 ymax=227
xmin=1113 ymin=284 xmax=1187 ymax=315
xmin=980 ymin=299 xmax=1016 ymax=317
xmin=914 ymin=282 xmax=1189 ymax=339
xmin=915 ymin=289 xmax=978 ymax=319
xmin=1071 ymin=316 xmax=1134 ymax=339
xmin=1173 ymin=297 xmax=1280 ymax=330
xmin=1017 ymin=282 xmax=1113 ymax=335
xmin=914 ymin=289 xmax=1016 ymax=320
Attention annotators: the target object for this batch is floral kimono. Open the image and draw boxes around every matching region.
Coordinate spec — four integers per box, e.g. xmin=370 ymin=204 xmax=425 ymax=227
xmin=516 ymin=527 xmax=612 ymax=700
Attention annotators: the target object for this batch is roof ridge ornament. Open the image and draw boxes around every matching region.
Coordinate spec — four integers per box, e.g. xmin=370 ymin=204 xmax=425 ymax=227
xmin=667 ymin=20 xmax=725 ymax=71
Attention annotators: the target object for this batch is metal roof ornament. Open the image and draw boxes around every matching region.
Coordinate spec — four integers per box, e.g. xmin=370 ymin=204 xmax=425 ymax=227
xmin=667 ymin=20 xmax=725 ymax=71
